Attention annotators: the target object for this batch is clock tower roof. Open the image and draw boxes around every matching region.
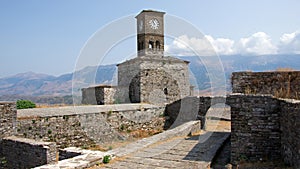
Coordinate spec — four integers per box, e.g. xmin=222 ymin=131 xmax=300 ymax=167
xmin=135 ymin=9 xmax=165 ymax=18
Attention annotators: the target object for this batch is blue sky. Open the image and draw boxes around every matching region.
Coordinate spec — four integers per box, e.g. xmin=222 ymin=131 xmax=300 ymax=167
xmin=1 ymin=0 xmax=300 ymax=77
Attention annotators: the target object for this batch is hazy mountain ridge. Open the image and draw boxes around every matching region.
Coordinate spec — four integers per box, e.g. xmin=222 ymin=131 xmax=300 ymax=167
xmin=0 ymin=54 xmax=299 ymax=103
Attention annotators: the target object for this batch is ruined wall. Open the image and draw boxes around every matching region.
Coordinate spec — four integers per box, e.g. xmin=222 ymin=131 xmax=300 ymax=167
xmin=280 ymin=99 xmax=300 ymax=167
xmin=232 ymin=71 xmax=300 ymax=99
xmin=228 ymin=94 xmax=281 ymax=164
xmin=16 ymin=104 xmax=165 ymax=149
xmin=1 ymin=136 xmax=57 ymax=169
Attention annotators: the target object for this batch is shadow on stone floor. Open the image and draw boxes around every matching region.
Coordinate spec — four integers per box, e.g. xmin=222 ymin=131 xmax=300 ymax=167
xmin=183 ymin=132 xmax=230 ymax=163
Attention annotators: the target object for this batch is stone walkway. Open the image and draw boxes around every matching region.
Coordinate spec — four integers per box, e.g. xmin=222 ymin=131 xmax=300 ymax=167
xmin=97 ymin=131 xmax=230 ymax=169
xmin=35 ymin=121 xmax=230 ymax=169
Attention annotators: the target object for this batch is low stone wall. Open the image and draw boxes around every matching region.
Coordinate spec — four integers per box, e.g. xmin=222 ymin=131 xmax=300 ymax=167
xmin=280 ymin=99 xmax=300 ymax=167
xmin=228 ymin=94 xmax=281 ymax=164
xmin=232 ymin=71 xmax=300 ymax=99
xmin=17 ymin=104 xmax=165 ymax=149
xmin=1 ymin=136 xmax=57 ymax=169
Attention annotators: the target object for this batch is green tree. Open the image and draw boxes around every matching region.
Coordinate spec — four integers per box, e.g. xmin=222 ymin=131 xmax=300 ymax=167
xmin=16 ymin=100 xmax=36 ymax=109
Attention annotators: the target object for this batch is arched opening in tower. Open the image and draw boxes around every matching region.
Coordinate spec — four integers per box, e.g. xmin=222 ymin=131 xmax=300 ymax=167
xmin=156 ymin=40 xmax=160 ymax=50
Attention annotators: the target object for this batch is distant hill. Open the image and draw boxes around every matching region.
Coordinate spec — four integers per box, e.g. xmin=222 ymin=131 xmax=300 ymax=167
xmin=0 ymin=54 xmax=299 ymax=103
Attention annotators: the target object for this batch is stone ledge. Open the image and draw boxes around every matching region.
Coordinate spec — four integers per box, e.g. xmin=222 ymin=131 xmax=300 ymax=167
xmin=3 ymin=136 xmax=54 ymax=146
xmin=18 ymin=103 xmax=163 ymax=118
xmin=2 ymin=136 xmax=57 ymax=168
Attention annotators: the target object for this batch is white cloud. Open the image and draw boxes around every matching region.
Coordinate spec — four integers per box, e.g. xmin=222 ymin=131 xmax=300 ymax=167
xmin=165 ymin=35 xmax=234 ymax=56
xmin=278 ymin=31 xmax=300 ymax=54
xmin=165 ymin=35 xmax=215 ymax=56
xmin=166 ymin=31 xmax=300 ymax=56
xmin=205 ymin=35 xmax=235 ymax=55
xmin=235 ymin=32 xmax=277 ymax=55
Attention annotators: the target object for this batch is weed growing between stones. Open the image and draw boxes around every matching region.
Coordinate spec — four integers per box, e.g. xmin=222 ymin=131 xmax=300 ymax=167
xmin=0 ymin=157 xmax=7 ymax=168
xmin=102 ymin=155 xmax=111 ymax=164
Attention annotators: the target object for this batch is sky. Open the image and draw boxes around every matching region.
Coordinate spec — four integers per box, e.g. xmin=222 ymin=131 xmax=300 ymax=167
xmin=1 ymin=0 xmax=300 ymax=78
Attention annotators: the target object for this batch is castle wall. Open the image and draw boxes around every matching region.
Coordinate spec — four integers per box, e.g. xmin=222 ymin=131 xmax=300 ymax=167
xmin=165 ymin=96 xmax=227 ymax=128
xmin=1 ymin=136 xmax=57 ymax=169
xmin=280 ymin=99 xmax=300 ymax=167
xmin=0 ymin=102 xmax=16 ymax=165
xmin=165 ymin=94 xmax=299 ymax=168
xmin=228 ymin=95 xmax=281 ymax=164
xmin=16 ymin=104 xmax=165 ymax=149
xmin=0 ymin=102 xmax=17 ymax=139
xmin=232 ymin=71 xmax=300 ymax=99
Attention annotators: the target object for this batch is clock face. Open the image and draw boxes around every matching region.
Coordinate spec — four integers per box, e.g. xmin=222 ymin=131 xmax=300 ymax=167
xmin=148 ymin=18 xmax=159 ymax=29
xmin=139 ymin=20 xmax=143 ymax=31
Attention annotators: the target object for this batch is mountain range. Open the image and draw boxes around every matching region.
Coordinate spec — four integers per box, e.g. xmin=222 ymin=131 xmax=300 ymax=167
xmin=1 ymin=54 xmax=299 ymax=104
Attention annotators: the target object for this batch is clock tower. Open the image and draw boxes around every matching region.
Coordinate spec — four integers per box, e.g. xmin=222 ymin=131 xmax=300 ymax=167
xmin=136 ymin=10 xmax=165 ymax=57
xmin=82 ymin=9 xmax=192 ymax=106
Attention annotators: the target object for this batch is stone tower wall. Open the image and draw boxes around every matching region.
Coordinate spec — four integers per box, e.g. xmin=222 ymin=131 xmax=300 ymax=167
xmin=139 ymin=58 xmax=190 ymax=103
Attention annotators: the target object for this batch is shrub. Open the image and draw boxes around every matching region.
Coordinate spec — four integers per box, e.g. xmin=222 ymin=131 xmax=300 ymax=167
xmin=102 ymin=155 xmax=111 ymax=164
xmin=16 ymin=100 xmax=36 ymax=109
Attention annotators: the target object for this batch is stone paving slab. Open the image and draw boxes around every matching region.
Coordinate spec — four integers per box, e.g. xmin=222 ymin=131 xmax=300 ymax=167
xmin=98 ymin=132 xmax=230 ymax=169
xmin=109 ymin=120 xmax=201 ymax=157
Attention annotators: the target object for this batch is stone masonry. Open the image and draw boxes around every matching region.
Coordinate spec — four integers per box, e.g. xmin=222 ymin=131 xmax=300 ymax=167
xmin=1 ymin=136 xmax=57 ymax=169
xmin=81 ymin=85 xmax=117 ymax=105
xmin=165 ymin=94 xmax=300 ymax=168
xmin=16 ymin=104 xmax=165 ymax=149
xmin=1 ymin=103 xmax=166 ymax=168
xmin=117 ymin=56 xmax=190 ymax=105
xmin=0 ymin=102 xmax=17 ymax=164
xmin=232 ymin=71 xmax=300 ymax=99
xmin=280 ymin=99 xmax=300 ymax=167
xmin=228 ymin=94 xmax=281 ymax=164
xmin=81 ymin=10 xmax=192 ymax=105
xmin=0 ymin=102 xmax=17 ymax=139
